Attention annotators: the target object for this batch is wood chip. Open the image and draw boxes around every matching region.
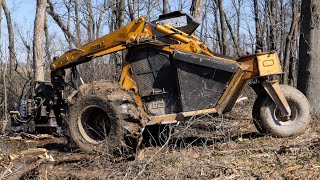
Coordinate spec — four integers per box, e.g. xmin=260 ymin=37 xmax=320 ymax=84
xmin=9 ymin=136 xmax=22 ymax=140
xmin=286 ymin=165 xmax=303 ymax=171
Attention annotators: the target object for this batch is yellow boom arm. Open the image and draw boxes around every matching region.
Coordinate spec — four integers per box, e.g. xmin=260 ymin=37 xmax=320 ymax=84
xmin=50 ymin=17 xmax=148 ymax=71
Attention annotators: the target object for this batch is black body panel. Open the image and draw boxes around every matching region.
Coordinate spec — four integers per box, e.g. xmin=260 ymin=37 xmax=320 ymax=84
xmin=173 ymin=51 xmax=238 ymax=112
xmin=129 ymin=47 xmax=181 ymax=115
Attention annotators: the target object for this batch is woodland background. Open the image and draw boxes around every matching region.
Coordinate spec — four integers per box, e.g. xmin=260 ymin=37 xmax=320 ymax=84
xmin=1 ymin=0 xmax=320 ymax=179
xmin=0 ymin=0 xmax=318 ymax=123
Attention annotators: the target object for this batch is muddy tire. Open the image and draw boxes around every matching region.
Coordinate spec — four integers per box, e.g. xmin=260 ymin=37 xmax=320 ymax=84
xmin=252 ymin=85 xmax=310 ymax=137
xmin=69 ymin=95 xmax=124 ymax=153
xmin=67 ymin=81 xmax=143 ymax=155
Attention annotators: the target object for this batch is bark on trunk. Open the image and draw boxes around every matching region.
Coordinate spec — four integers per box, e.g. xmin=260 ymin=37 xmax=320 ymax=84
xmin=118 ymin=0 xmax=125 ymax=28
xmin=33 ymin=0 xmax=47 ymax=82
xmin=96 ymin=0 xmax=108 ymax=38
xmin=2 ymin=0 xmax=15 ymax=75
xmin=253 ymin=0 xmax=263 ymax=51
xmin=298 ymin=0 xmax=320 ymax=115
xmin=127 ymin=0 xmax=135 ymax=21
xmin=44 ymin=15 xmax=51 ymax=64
xmin=190 ymin=0 xmax=204 ymax=21
xmin=213 ymin=2 xmax=222 ymax=53
xmin=222 ymin=9 xmax=241 ymax=56
xmin=216 ymin=0 xmax=228 ymax=55
xmin=114 ymin=0 xmax=125 ymax=29
xmin=163 ymin=0 xmax=169 ymax=14
xmin=283 ymin=0 xmax=299 ymax=85
xmin=268 ymin=0 xmax=276 ymax=51
xmin=74 ymin=0 xmax=81 ymax=46
xmin=86 ymin=0 xmax=95 ymax=41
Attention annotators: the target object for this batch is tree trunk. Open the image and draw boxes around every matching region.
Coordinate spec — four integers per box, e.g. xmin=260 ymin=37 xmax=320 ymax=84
xmin=283 ymin=0 xmax=299 ymax=85
xmin=118 ymin=0 xmax=125 ymax=28
xmin=298 ymin=0 xmax=320 ymax=115
xmin=231 ymin=0 xmax=242 ymax=48
xmin=74 ymin=0 xmax=81 ymax=46
xmin=0 ymin=0 xmax=2 ymax=45
xmin=33 ymin=0 xmax=47 ymax=82
xmin=2 ymin=0 xmax=15 ymax=75
xmin=96 ymin=0 xmax=108 ymax=38
xmin=163 ymin=0 xmax=169 ymax=14
xmin=213 ymin=2 xmax=222 ymax=53
xmin=222 ymin=8 xmax=241 ymax=56
xmin=268 ymin=0 xmax=276 ymax=51
xmin=44 ymin=15 xmax=51 ymax=64
xmin=1 ymin=64 xmax=7 ymax=134
xmin=114 ymin=0 xmax=125 ymax=29
xmin=127 ymin=0 xmax=135 ymax=21
xmin=190 ymin=0 xmax=204 ymax=21
xmin=86 ymin=0 xmax=94 ymax=41
xmin=253 ymin=0 xmax=263 ymax=51
xmin=216 ymin=0 xmax=228 ymax=55
xmin=65 ymin=0 xmax=72 ymax=48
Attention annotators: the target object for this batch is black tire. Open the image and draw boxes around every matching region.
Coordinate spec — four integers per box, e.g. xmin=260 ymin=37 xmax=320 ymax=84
xmin=67 ymin=81 xmax=143 ymax=155
xmin=68 ymin=95 xmax=125 ymax=154
xmin=252 ymin=85 xmax=310 ymax=137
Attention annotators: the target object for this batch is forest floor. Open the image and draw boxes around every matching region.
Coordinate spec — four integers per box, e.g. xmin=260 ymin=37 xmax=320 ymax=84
xmin=1 ymin=101 xmax=320 ymax=179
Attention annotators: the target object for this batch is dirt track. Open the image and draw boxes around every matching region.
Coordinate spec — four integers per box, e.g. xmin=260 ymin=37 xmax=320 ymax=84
xmin=1 ymin=103 xmax=320 ymax=179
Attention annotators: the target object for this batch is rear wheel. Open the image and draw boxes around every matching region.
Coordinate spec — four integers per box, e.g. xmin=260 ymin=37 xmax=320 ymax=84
xmin=252 ymin=85 xmax=310 ymax=137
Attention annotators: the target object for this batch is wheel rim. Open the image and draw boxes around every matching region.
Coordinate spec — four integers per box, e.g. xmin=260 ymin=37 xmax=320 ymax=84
xmin=78 ymin=106 xmax=111 ymax=144
xmin=272 ymin=102 xmax=298 ymax=126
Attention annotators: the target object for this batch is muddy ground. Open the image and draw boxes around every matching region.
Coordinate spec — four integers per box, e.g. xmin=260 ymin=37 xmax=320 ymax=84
xmin=1 ymin=101 xmax=320 ymax=179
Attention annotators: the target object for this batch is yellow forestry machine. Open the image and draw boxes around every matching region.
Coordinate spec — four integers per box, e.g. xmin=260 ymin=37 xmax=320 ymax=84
xmin=9 ymin=12 xmax=310 ymax=154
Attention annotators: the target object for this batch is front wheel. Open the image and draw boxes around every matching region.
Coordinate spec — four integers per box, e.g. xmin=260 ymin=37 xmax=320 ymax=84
xmin=252 ymin=85 xmax=310 ymax=137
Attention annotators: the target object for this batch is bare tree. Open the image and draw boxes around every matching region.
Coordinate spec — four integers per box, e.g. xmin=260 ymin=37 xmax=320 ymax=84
xmin=64 ymin=0 xmax=72 ymax=48
xmin=128 ymin=0 xmax=135 ymax=21
xmin=117 ymin=0 xmax=126 ymax=28
xmin=253 ymin=0 xmax=263 ymax=51
xmin=74 ymin=0 xmax=81 ymax=46
xmin=44 ymin=15 xmax=51 ymax=65
xmin=298 ymin=0 xmax=320 ymax=115
xmin=220 ymin=4 xmax=242 ymax=56
xmin=231 ymin=0 xmax=243 ymax=46
xmin=216 ymin=0 xmax=228 ymax=55
xmin=2 ymin=0 xmax=15 ymax=75
xmin=0 ymin=0 xmax=7 ymax=134
xmin=33 ymin=0 xmax=47 ymax=82
xmin=163 ymin=0 xmax=169 ymax=14
xmin=283 ymin=0 xmax=299 ymax=85
xmin=268 ymin=0 xmax=276 ymax=51
xmin=86 ymin=0 xmax=95 ymax=41
xmin=111 ymin=0 xmax=126 ymax=31
xmin=190 ymin=0 xmax=204 ymax=21
xmin=212 ymin=1 xmax=222 ymax=53
xmin=47 ymin=0 xmax=77 ymax=46
xmin=0 ymin=0 xmax=1 ymax=44
xmin=96 ymin=0 xmax=108 ymax=38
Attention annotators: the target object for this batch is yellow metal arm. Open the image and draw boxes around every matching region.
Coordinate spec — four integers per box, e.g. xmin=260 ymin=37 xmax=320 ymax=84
xmin=51 ymin=17 xmax=148 ymax=71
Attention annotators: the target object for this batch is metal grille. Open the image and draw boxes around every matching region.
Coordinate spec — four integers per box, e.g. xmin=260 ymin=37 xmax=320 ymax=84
xmin=129 ymin=48 xmax=181 ymax=115
xmin=176 ymin=61 xmax=235 ymax=112
xmin=130 ymin=48 xmax=176 ymax=97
